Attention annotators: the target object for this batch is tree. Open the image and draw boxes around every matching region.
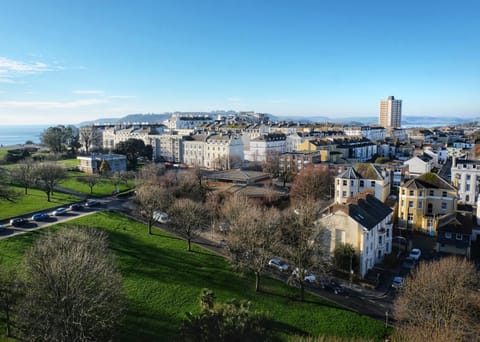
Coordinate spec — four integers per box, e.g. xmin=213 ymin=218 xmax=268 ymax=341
xmin=0 ymin=268 xmax=23 ymax=337
xmin=174 ymin=170 xmax=207 ymax=202
xmin=33 ymin=162 xmax=67 ymax=201
xmin=179 ymin=288 xmax=266 ymax=342
xmin=79 ymin=125 xmax=101 ymax=154
xmin=374 ymin=157 xmax=389 ymax=164
xmin=281 ymin=202 xmax=327 ymax=301
xmin=169 ymin=199 xmax=210 ymax=251
xmin=290 ymin=166 xmax=332 ymax=206
xmin=77 ymin=174 xmax=102 ymax=194
xmin=12 ymin=159 xmax=36 ymax=195
xmin=224 ymin=195 xmax=281 ymax=292
xmin=41 ymin=125 xmax=78 ymax=154
xmin=0 ymin=185 xmax=20 ymax=203
xmin=17 ymin=228 xmax=124 ymax=342
xmin=394 ymin=257 xmax=480 ymax=342
xmin=262 ymin=151 xmax=281 ymax=177
xmin=114 ymin=138 xmax=147 ymax=169
xmin=98 ymin=159 xmax=111 ymax=175
xmin=135 ymin=184 xmax=172 ymax=234
xmin=332 ymin=243 xmax=358 ymax=273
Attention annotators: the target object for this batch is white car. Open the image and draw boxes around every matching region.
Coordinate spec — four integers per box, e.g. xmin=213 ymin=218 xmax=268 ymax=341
xmin=268 ymin=258 xmax=288 ymax=272
xmin=409 ymin=248 xmax=421 ymax=261
xmin=392 ymin=276 xmax=404 ymax=289
xmin=292 ymin=268 xmax=316 ymax=283
xmin=153 ymin=211 xmax=169 ymax=223
xmin=53 ymin=208 xmax=67 ymax=216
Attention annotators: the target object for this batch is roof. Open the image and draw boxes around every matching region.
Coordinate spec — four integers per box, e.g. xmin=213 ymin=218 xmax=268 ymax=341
xmin=347 ymin=194 xmax=392 ymax=230
xmin=337 ymin=167 xmax=361 ymax=179
xmin=403 ymin=172 xmax=457 ymax=191
xmin=438 ymin=212 xmax=473 ymax=235
xmin=354 ymin=163 xmax=383 ymax=180
xmin=417 ymin=154 xmax=433 ymax=162
xmin=206 ymin=169 xmax=270 ymax=183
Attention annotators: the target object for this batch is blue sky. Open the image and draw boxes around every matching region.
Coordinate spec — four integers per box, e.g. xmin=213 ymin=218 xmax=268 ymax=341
xmin=0 ymin=0 xmax=479 ymax=124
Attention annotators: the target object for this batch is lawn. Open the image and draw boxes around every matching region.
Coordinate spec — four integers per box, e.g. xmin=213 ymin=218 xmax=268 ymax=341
xmin=56 ymin=158 xmax=80 ymax=169
xmin=0 ymin=212 xmax=389 ymax=341
xmin=59 ymin=171 xmax=134 ymax=197
xmin=0 ymin=187 xmax=80 ymax=220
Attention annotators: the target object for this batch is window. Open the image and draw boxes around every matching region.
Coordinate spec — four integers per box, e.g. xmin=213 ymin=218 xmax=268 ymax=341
xmin=427 ymin=219 xmax=433 ymax=228
xmin=442 ymin=191 xmax=447 ymax=197
xmin=419 ymin=191 xmax=423 ymax=196
xmin=466 ymin=195 xmax=470 ymax=202
xmin=467 ymin=175 xmax=471 ymax=180
xmin=360 ymin=180 xmax=364 ymax=187
xmin=427 ymin=203 xmax=433 ymax=214
xmin=379 ymin=236 xmax=383 ymax=244
xmin=466 ymin=184 xmax=470 ymax=191
xmin=371 ymin=181 xmax=375 ymax=186
xmin=342 ymin=191 xmax=347 ymax=197
xmin=401 ymin=200 xmax=404 ymax=206
xmin=401 ymin=189 xmax=405 ymax=195
xmin=408 ymin=213 xmax=413 ymax=222
xmin=441 ymin=202 xmax=447 ymax=210
xmin=343 ymin=180 xmax=347 ymax=186
xmin=445 ymin=232 xmax=452 ymax=239
xmin=351 ymin=180 xmax=354 ymax=186
xmin=418 ymin=202 xmax=423 ymax=209
xmin=408 ymin=201 xmax=414 ymax=208
xmin=456 ymin=234 xmax=462 ymax=240
xmin=337 ymin=179 xmax=340 ymax=185
xmin=429 ymin=190 xmax=434 ymax=196
xmin=409 ymin=190 xmax=414 ymax=196
xmin=386 ymin=228 xmax=390 ymax=237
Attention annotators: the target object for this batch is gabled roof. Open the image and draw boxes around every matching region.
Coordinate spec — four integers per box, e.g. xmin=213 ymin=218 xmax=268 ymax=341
xmin=403 ymin=172 xmax=457 ymax=190
xmin=348 ymin=194 xmax=392 ymax=230
xmin=337 ymin=167 xmax=361 ymax=179
xmin=354 ymin=163 xmax=383 ymax=180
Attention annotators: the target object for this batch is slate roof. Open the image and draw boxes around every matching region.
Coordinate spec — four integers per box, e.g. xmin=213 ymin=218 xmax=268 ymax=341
xmin=337 ymin=167 xmax=361 ymax=179
xmin=347 ymin=194 xmax=392 ymax=230
xmin=403 ymin=172 xmax=457 ymax=190
xmin=206 ymin=169 xmax=270 ymax=183
xmin=417 ymin=153 xmax=433 ymax=163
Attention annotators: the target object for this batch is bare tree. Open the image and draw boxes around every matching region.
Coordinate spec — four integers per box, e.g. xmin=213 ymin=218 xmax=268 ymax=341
xmin=281 ymin=202 xmax=327 ymax=301
xmin=262 ymin=151 xmax=281 ymax=177
xmin=79 ymin=125 xmax=101 ymax=155
xmin=224 ymin=195 xmax=281 ymax=292
xmin=0 ymin=185 xmax=20 ymax=203
xmin=135 ymin=163 xmax=166 ymax=186
xmin=394 ymin=256 xmax=480 ymax=342
xmin=12 ymin=159 xmax=36 ymax=195
xmin=33 ymin=162 xmax=67 ymax=201
xmin=17 ymin=228 xmax=124 ymax=342
xmin=0 ymin=268 xmax=23 ymax=338
xmin=77 ymin=174 xmax=102 ymax=194
xmin=135 ymin=184 xmax=172 ymax=234
xmin=169 ymin=198 xmax=210 ymax=251
xmin=290 ymin=166 xmax=332 ymax=206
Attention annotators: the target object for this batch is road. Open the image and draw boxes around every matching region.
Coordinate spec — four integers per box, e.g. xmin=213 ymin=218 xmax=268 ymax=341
xmin=0 ymin=194 xmax=396 ymax=323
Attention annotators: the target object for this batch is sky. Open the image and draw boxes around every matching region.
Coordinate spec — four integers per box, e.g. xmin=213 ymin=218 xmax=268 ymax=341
xmin=0 ymin=0 xmax=479 ymax=125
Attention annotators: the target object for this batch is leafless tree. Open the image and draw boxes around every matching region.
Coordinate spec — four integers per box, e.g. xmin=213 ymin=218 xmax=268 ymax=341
xmin=224 ymin=195 xmax=281 ymax=292
xmin=135 ymin=184 xmax=172 ymax=234
xmin=33 ymin=162 xmax=67 ymax=201
xmin=17 ymin=228 xmax=125 ymax=342
xmin=290 ymin=166 xmax=332 ymax=207
xmin=135 ymin=163 xmax=166 ymax=186
xmin=281 ymin=202 xmax=328 ymax=301
xmin=169 ymin=198 xmax=210 ymax=251
xmin=79 ymin=125 xmax=101 ymax=155
xmin=12 ymin=158 xmax=36 ymax=195
xmin=0 ymin=268 xmax=23 ymax=338
xmin=0 ymin=185 xmax=20 ymax=203
xmin=77 ymin=174 xmax=102 ymax=194
xmin=262 ymin=151 xmax=281 ymax=177
xmin=394 ymin=256 xmax=480 ymax=342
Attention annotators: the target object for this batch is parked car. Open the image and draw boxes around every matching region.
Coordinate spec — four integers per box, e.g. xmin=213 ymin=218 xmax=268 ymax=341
xmin=69 ymin=203 xmax=83 ymax=211
xmin=52 ymin=208 xmax=67 ymax=216
xmin=292 ymin=268 xmax=316 ymax=283
xmin=31 ymin=213 xmax=49 ymax=221
xmin=268 ymin=258 xmax=289 ymax=272
xmin=10 ymin=218 xmax=27 ymax=227
xmin=392 ymin=276 xmax=404 ymax=289
xmin=84 ymin=200 xmax=99 ymax=207
xmin=409 ymin=248 xmax=422 ymax=261
xmin=153 ymin=211 xmax=169 ymax=223
xmin=402 ymin=257 xmax=416 ymax=270
xmin=319 ymin=279 xmax=345 ymax=294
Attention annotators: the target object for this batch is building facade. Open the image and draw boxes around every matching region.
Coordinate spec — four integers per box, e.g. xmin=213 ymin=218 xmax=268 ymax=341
xmin=77 ymin=154 xmax=127 ymax=174
xmin=451 ymin=158 xmax=480 ymax=205
xmin=379 ymin=96 xmax=402 ymax=129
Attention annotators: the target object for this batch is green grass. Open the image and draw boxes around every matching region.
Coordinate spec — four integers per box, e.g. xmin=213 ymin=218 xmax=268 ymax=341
xmin=0 ymin=212 xmax=388 ymax=341
xmin=0 ymin=187 xmax=80 ymax=220
xmin=59 ymin=172 xmax=134 ymax=196
xmin=56 ymin=158 xmax=80 ymax=168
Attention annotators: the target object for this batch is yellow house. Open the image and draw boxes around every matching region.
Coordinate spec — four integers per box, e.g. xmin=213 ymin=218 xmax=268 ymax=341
xmin=398 ymin=172 xmax=457 ymax=234
xmin=297 ymin=139 xmax=327 ymax=153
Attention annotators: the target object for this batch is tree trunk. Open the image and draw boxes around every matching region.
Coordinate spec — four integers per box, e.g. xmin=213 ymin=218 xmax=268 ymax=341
xmin=300 ymin=283 xmax=305 ymax=302
xmin=187 ymin=239 xmax=192 ymax=252
xmin=24 ymin=187 xmax=28 ymax=195
xmin=255 ymin=272 xmax=260 ymax=292
xmin=5 ymin=304 xmax=11 ymax=337
xmin=148 ymin=221 xmax=152 ymax=235
xmin=47 ymin=190 xmax=51 ymax=202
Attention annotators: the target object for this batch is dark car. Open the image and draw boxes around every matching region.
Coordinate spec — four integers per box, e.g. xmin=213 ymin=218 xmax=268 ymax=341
xmin=31 ymin=213 xmax=49 ymax=221
xmin=10 ymin=218 xmax=28 ymax=227
xmin=84 ymin=200 xmax=99 ymax=207
xmin=319 ymin=279 xmax=345 ymax=294
xmin=402 ymin=257 xmax=416 ymax=271
xmin=69 ymin=203 xmax=83 ymax=211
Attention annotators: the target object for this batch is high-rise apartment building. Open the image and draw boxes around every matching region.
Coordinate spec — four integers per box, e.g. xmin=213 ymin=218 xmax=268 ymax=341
xmin=379 ymin=96 xmax=402 ymax=128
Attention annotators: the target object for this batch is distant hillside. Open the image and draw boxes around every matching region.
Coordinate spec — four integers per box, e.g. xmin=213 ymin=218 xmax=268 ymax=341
xmin=77 ymin=113 xmax=172 ymax=126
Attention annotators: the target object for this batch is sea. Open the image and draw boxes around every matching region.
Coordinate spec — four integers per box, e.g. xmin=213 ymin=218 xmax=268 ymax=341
xmin=0 ymin=125 xmax=49 ymax=147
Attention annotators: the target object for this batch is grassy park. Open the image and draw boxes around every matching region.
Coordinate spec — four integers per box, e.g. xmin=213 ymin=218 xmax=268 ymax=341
xmin=0 ymin=212 xmax=389 ymax=341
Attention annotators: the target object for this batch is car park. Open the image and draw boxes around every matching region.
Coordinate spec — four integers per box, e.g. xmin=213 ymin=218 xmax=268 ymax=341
xmin=392 ymin=276 xmax=404 ymax=289
xmin=69 ymin=203 xmax=83 ymax=211
xmin=52 ymin=208 xmax=67 ymax=216
xmin=10 ymin=218 xmax=27 ymax=227
xmin=268 ymin=258 xmax=289 ymax=272
xmin=31 ymin=213 xmax=49 ymax=221
xmin=319 ymin=279 xmax=345 ymax=294
xmin=409 ymin=248 xmax=422 ymax=261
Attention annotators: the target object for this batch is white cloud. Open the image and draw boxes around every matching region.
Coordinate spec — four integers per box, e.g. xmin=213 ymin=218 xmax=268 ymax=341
xmin=107 ymin=95 xmax=136 ymax=99
xmin=0 ymin=56 xmax=59 ymax=83
xmin=0 ymin=99 xmax=107 ymax=109
xmin=73 ymin=89 xmax=105 ymax=95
